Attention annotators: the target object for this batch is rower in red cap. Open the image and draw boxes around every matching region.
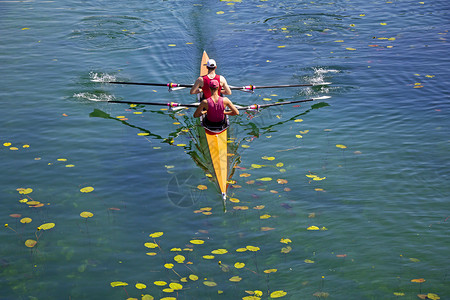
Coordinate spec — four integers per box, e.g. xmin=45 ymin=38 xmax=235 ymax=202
xmin=193 ymin=79 xmax=239 ymax=123
xmin=190 ymin=58 xmax=232 ymax=99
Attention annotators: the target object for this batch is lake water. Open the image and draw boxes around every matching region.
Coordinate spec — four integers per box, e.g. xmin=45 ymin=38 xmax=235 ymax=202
xmin=1 ymin=0 xmax=448 ymax=299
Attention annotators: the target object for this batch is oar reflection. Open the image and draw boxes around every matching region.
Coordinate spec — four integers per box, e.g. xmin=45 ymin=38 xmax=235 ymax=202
xmin=89 ymin=106 xmax=242 ymax=211
xmin=88 ymin=97 xmax=331 ymax=210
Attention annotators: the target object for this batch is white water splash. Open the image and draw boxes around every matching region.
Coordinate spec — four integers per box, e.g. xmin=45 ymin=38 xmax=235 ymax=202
xmin=311 ymin=67 xmax=339 ymax=85
xmin=73 ymin=92 xmax=116 ymax=102
xmin=89 ymin=71 xmax=117 ymax=83
xmin=314 ymin=68 xmax=340 ymax=75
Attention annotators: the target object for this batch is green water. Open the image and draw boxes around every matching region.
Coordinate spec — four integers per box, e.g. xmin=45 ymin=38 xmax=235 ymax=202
xmin=1 ymin=0 xmax=448 ymax=299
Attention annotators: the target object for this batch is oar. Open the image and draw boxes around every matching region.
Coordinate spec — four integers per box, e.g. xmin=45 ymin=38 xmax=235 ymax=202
xmin=97 ymin=80 xmax=330 ymax=92
xmin=236 ymin=96 xmax=331 ymax=111
xmin=87 ymin=96 xmax=330 ymax=110
xmin=229 ymin=82 xmax=331 ymax=92
xmin=102 ymin=81 xmax=194 ymax=88
xmin=87 ymin=98 xmax=200 ymax=108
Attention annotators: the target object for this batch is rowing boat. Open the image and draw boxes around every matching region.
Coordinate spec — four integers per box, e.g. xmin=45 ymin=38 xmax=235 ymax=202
xmin=89 ymin=54 xmax=332 ymax=205
xmin=198 ymin=51 xmax=229 ymax=203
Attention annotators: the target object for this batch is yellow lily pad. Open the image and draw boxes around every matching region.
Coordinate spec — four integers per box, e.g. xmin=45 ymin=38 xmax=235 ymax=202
xmin=307 ymin=226 xmax=320 ymax=230
xmin=80 ymin=211 xmax=93 ymax=218
xmin=189 ymin=274 xmax=199 ymax=281
xmin=135 ymin=283 xmax=146 ymax=289
xmin=18 ymin=188 xmax=33 ymax=195
xmin=169 ymin=282 xmax=183 ymax=290
xmin=38 ymin=223 xmax=55 ymax=230
xmin=190 ymin=239 xmax=205 ymax=245
xmin=262 ymin=156 xmax=275 ymax=160
xmin=281 ymin=246 xmax=292 ymax=254
xmin=264 ymin=269 xmax=277 ymax=273
xmin=197 ymin=185 xmax=208 ymax=190
xmin=203 ymin=281 xmax=217 ymax=287
xmin=246 ymin=245 xmax=260 ymax=252
xmin=20 ymin=217 xmax=32 ymax=224
xmin=144 ymin=242 xmax=158 ymax=248
xmin=149 ymin=232 xmax=163 ymax=238
xmin=25 ymin=239 xmax=37 ymax=248
xmin=110 ymin=281 xmax=128 ymax=287
xmin=256 ymin=177 xmax=272 ymax=182
xmin=80 ymin=186 xmax=94 ymax=193
xmin=174 ymin=255 xmax=185 ymax=263
xmin=270 ymin=290 xmax=287 ymax=298
xmin=211 ymin=249 xmax=228 ymax=255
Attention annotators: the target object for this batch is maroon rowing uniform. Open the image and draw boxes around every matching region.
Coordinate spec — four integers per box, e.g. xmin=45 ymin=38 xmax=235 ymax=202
xmin=205 ymin=96 xmax=225 ymax=123
xmin=202 ymin=74 xmax=221 ymax=99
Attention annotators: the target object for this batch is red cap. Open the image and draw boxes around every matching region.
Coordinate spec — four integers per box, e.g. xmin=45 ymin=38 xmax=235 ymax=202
xmin=209 ymin=80 xmax=220 ymax=89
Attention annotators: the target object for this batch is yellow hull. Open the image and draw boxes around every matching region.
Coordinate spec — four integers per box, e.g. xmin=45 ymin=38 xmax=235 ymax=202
xmin=200 ymin=51 xmax=228 ymax=200
xmin=205 ymin=129 xmax=228 ymax=197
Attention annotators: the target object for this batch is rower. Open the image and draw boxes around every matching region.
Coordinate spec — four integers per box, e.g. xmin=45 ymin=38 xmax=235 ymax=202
xmin=193 ymin=79 xmax=239 ymax=125
xmin=190 ymin=59 xmax=232 ymax=99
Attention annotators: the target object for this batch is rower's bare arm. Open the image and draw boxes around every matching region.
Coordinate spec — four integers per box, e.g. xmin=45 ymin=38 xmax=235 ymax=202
xmin=220 ymin=76 xmax=232 ymax=95
xmin=224 ymin=98 xmax=239 ymax=116
xmin=193 ymin=100 xmax=208 ymax=118
xmin=190 ymin=77 xmax=203 ymax=94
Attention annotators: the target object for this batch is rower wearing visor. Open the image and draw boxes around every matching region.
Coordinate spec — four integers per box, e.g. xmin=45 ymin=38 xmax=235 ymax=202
xmin=190 ymin=59 xmax=232 ymax=99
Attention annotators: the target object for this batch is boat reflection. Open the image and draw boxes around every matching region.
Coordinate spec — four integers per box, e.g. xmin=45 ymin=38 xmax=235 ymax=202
xmin=89 ymin=98 xmax=330 ymax=211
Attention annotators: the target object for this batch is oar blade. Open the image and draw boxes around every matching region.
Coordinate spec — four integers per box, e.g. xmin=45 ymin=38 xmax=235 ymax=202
xmin=313 ymin=95 xmax=331 ymax=100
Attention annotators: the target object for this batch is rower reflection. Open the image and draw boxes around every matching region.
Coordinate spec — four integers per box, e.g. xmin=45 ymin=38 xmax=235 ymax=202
xmin=89 ymin=107 xmax=242 ymax=211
